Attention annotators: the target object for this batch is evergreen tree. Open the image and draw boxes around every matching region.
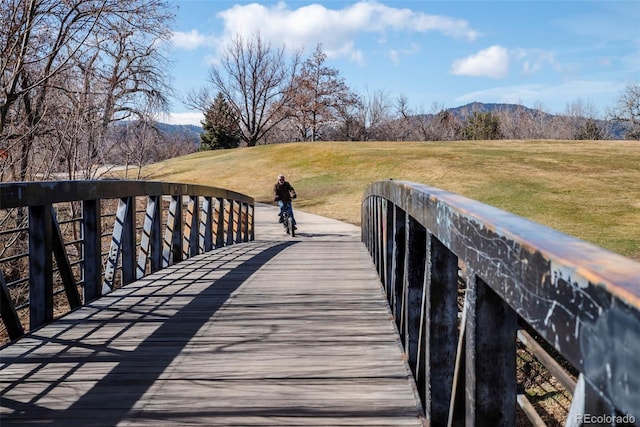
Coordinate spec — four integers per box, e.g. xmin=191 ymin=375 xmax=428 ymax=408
xmin=462 ymin=111 xmax=502 ymax=140
xmin=574 ymin=118 xmax=603 ymax=140
xmin=200 ymin=93 xmax=241 ymax=150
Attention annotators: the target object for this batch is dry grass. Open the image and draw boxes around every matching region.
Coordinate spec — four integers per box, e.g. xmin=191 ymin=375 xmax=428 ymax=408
xmin=137 ymin=140 xmax=640 ymax=261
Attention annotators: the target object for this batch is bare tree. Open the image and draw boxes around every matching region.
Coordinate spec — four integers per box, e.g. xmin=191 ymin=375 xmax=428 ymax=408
xmin=153 ymin=129 xmax=197 ymax=160
xmin=53 ymin=0 xmax=174 ymax=179
xmin=206 ymin=32 xmax=300 ymax=146
xmin=408 ymin=102 xmax=462 ymax=141
xmin=287 ymin=44 xmax=358 ymax=142
xmin=608 ymin=82 xmax=640 ymax=140
xmin=433 ymin=108 xmax=463 ymax=141
xmin=0 ymin=0 xmax=105 ymax=136
xmin=393 ymin=94 xmax=414 ymax=141
xmin=112 ymin=119 xmax=159 ymax=179
xmin=497 ymin=103 xmax=551 ymax=140
xmin=354 ymin=88 xmax=393 ymax=141
xmin=559 ymin=99 xmax=599 ymax=140
xmin=0 ymin=0 xmax=174 ymax=182
xmin=1 ymin=0 xmax=111 ymax=181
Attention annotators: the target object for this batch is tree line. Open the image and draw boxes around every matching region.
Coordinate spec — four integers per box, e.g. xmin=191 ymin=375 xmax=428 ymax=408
xmin=0 ymin=0 xmax=194 ymax=183
xmin=197 ymin=33 xmax=639 ymax=149
xmin=1 ymin=3 xmax=638 ymax=182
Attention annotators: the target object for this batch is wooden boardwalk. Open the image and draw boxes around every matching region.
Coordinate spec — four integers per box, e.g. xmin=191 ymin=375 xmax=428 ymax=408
xmin=0 ymin=205 xmax=424 ymax=426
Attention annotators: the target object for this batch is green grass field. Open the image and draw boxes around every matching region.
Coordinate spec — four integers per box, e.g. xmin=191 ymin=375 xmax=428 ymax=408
xmin=140 ymin=140 xmax=640 ymax=261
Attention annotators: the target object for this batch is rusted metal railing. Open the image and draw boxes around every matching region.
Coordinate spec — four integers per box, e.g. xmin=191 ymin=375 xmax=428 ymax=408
xmin=0 ymin=180 xmax=254 ymax=343
xmin=362 ymin=180 xmax=639 ymax=426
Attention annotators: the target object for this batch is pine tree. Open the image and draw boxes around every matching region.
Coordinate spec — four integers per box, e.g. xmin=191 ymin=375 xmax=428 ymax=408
xmin=200 ymin=93 xmax=241 ymax=150
xmin=574 ymin=118 xmax=603 ymax=140
xmin=462 ymin=112 xmax=502 ymax=140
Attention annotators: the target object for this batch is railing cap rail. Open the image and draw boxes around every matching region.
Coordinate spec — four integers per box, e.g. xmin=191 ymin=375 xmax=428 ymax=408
xmin=0 ymin=180 xmax=254 ymax=209
xmin=364 ymin=179 xmax=640 ymax=308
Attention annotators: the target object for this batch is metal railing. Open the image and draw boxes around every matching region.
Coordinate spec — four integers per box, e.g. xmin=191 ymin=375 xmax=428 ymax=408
xmin=0 ymin=180 xmax=254 ymax=343
xmin=362 ymin=180 xmax=639 ymax=426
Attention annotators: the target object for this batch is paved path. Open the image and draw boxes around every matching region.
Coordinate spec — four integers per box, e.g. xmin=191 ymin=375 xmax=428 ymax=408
xmin=0 ymin=205 xmax=424 ymax=426
xmin=253 ymin=203 xmax=362 ymax=241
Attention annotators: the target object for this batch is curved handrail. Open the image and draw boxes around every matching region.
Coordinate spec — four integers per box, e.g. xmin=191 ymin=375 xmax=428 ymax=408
xmin=0 ymin=180 xmax=254 ymax=342
xmin=0 ymin=179 xmax=253 ymax=208
xmin=362 ymin=179 xmax=639 ymax=425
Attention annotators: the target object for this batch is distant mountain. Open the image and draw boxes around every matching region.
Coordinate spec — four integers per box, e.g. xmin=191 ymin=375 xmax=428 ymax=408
xmin=155 ymin=122 xmax=202 ymax=138
xmin=152 ymin=122 xmax=202 ymax=148
xmin=446 ymin=102 xmax=553 ymax=120
xmin=445 ymin=102 xmax=629 ymax=139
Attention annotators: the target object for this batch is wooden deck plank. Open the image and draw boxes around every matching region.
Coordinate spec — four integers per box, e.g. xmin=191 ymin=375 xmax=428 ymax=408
xmin=1 ymin=205 xmax=423 ymax=426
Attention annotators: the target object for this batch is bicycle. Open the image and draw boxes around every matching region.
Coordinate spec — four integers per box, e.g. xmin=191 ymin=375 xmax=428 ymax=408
xmin=279 ymin=202 xmax=296 ymax=237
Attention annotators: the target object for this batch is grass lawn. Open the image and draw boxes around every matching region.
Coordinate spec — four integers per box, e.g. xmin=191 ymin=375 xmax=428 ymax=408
xmin=139 ymin=140 xmax=640 ymax=261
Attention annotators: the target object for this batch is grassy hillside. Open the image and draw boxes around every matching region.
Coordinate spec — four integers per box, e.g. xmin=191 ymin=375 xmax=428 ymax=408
xmin=140 ymin=140 xmax=640 ymax=261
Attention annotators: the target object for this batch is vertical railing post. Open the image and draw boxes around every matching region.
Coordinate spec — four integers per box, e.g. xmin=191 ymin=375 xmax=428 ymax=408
xmin=247 ymin=203 xmax=255 ymax=241
xmin=423 ymin=235 xmax=459 ymax=425
xmin=378 ymin=198 xmax=387 ymax=290
xmin=384 ymin=200 xmax=394 ymax=299
xmin=104 ymin=197 xmax=134 ymax=292
xmin=361 ymin=197 xmax=367 ymax=248
xmin=377 ymin=197 xmax=386 ymax=279
xmin=150 ymin=196 xmax=162 ymax=273
xmin=370 ymin=197 xmax=375 ymax=254
xmin=214 ymin=198 xmax=225 ymax=248
xmin=138 ymin=195 xmax=162 ymax=278
xmin=121 ymin=197 xmax=136 ymax=287
xmin=404 ymin=216 xmax=426 ymax=380
xmin=392 ymin=206 xmax=406 ymax=332
xmin=239 ymin=203 xmax=247 ymax=242
xmin=372 ymin=197 xmax=377 ymax=257
xmin=28 ymin=204 xmax=53 ymax=329
xmin=372 ymin=197 xmax=380 ymax=272
xmin=200 ymin=196 xmax=213 ymax=252
xmin=362 ymin=197 xmax=371 ymax=251
xmin=173 ymin=195 xmax=184 ymax=264
xmin=226 ymin=200 xmax=235 ymax=246
xmin=233 ymin=202 xmax=242 ymax=243
xmin=233 ymin=201 xmax=242 ymax=243
xmin=183 ymin=196 xmax=199 ymax=259
xmin=82 ymin=199 xmax=101 ymax=303
xmin=465 ymin=274 xmax=517 ymax=426
xmin=162 ymin=195 xmax=183 ymax=267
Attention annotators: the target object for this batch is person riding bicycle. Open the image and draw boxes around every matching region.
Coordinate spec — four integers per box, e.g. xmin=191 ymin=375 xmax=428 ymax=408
xmin=273 ymin=174 xmax=297 ymax=230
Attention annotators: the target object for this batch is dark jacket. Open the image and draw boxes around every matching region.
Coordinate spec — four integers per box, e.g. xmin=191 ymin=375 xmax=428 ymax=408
xmin=273 ymin=181 xmax=296 ymax=203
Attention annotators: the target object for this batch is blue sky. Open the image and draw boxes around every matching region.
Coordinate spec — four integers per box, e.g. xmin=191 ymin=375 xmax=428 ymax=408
xmin=162 ymin=0 xmax=640 ymax=125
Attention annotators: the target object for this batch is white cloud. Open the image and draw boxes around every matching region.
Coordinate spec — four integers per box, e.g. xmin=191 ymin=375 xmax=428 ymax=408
xmin=388 ymin=43 xmax=420 ymax=65
xmin=453 ymin=46 xmax=566 ymax=79
xmin=511 ymin=48 xmax=560 ymax=75
xmin=450 ymin=45 xmax=510 ymax=79
xmin=172 ymin=29 xmax=210 ymax=50
xmin=208 ymin=1 xmax=478 ymax=62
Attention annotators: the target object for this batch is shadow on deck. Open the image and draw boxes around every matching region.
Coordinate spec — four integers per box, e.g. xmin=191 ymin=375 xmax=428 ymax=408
xmin=1 ymin=205 xmax=424 ymax=426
